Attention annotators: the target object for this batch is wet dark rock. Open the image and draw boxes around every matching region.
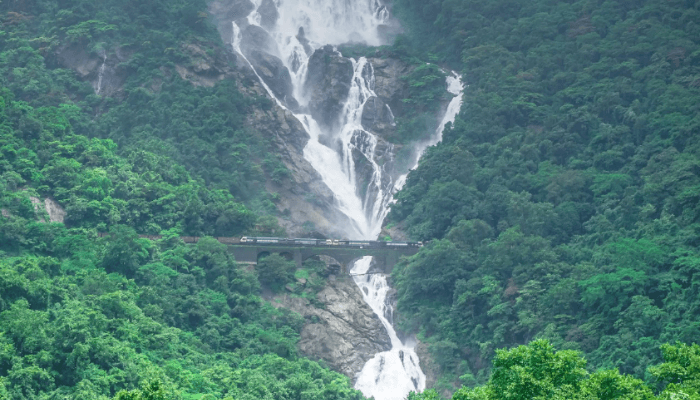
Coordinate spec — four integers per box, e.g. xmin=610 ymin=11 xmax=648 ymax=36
xmin=241 ymin=24 xmax=279 ymax=56
xmin=296 ymin=27 xmax=313 ymax=56
xmin=271 ymin=274 xmax=392 ymax=380
xmin=349 ymin=130 xmax=397 ymax=207
xmin=366 ymin=56 xmax=412 ymax=117
xmin=316 ymin=255 xmax=342 ymax=276
xmin=303 ymin=45 xmax=354 ymax=130
xmin=246 ymin=49 xmax=297 ymax=109
xmin=247 ymin=106 xmax=355 ymax=239
xmin=208 ymin=0 xmax=255 ymax=21
xmin=207 ymin=0 xmax=255 ymax=42
xmin=55 ymin=43 xmax=130 ymax=98
xmin=258 ymin=0 xmax=279 ymax=30
xmin=361 ymin=96 xmax=396 ymax=137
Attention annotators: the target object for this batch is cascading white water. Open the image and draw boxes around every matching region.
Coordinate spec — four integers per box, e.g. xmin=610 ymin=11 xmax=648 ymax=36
xmin=274 ymin=0 xmax=388 ymax=47
xmin=351 ymin=257 xmax=426 ymax=400
xmin=96 ymin=53 xmax=107 ymax=95
xmin=394 ymin=72 xmax=464 ymax=191
xmin=230 ymin=1 xmax=464 ymax=399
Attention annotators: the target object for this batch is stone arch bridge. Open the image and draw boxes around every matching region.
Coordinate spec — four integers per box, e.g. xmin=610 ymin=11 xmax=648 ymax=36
xmin=228 ymin=244 xmax=419 ymax=273
xmin=107 ymin=234 xmax=422 ymax=273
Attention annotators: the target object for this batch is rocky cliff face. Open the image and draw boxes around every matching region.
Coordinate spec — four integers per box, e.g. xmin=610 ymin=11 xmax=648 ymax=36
xmin=246 ymin=103 xmax=357 ymax=238
xmin=272 ymin=273 xmax=392 ymax=379
xmin=55 ymin=43 xmax=131 ymax=98
xmin=303 ymin=45 xmax=354 ymax=131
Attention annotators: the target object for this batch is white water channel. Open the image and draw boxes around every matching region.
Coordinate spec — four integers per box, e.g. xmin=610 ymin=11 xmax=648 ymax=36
xmin=229 ymin=1 xmax=463 ymax=399
xmin=351 ymin=257 xmax=426 ymax=400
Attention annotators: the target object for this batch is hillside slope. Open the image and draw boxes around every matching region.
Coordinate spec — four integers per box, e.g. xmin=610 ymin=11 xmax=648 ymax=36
xmin=388 ymin=0 xmax=700 ymax=392
xmin=0 ymin=0 xmax=364 ymax=398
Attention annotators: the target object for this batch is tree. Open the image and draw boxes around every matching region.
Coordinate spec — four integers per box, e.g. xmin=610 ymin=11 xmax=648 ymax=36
xmin=113 ymin=381 xmax=169 ymax=400
xmin=256 ymin=254 xmax=295 ymax=290
xmin=650 ymin=343 xmax=700 ymax=399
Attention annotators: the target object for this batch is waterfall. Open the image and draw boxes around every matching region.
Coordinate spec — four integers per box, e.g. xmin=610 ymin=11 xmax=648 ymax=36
xmin=394 ymin=72 xmax=464 ymax=190
xmin=351 ymin=257 xmax=426 ymax=399
xmin=96 ymin=53 xmax=107 ymax=95
xmin=228 ymin=1 xmax=464 ymax=399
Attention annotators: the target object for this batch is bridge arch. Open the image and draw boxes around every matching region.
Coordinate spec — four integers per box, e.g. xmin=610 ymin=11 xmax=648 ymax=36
xmin=229 ymin=244 xmax=418 ymax=274
xmin=257 ymin=251 xmax=271 ymax=263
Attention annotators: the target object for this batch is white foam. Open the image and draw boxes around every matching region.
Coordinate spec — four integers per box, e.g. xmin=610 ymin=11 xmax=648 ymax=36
xmin=351 ymin=257 xmax=426 ymax=400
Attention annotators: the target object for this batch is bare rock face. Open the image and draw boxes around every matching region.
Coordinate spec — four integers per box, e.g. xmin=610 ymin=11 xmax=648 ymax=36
xmin=241 ymin=24 xmax=280 ymax=56
xmin=247 ymin=105 xmax=353 ymax=238
xmin=29 ymin=196 xmax=66 ymax=223
xmin=361 ymin=96 xmax=396 ymax=137
xmin=415 ymin=340 xmax=441 ymax=393
xmin=55 ymin=44 xmax=131 ymax=97
xmin=257 ymin=0 xmax=279 ymax=30
xmin=273 ymin=274 xmax=392 ymax=379
xmin=246 ymin=49 xmax=298 ymax=110
xmin=44 ymin=198 xmax=66 ymax=223
xmin=367 ymin=56 xmax=413 ymax=117
xmin=175 ymin=43 xmax=231 ymax=88
xmin=303 ymin=45 xmax=354 ymax=130
xmin=207 ymin=0 xmax=255 ymax=33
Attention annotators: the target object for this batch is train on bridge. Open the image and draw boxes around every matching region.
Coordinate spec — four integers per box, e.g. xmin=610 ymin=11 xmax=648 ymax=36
xmin=99 ymin=233 xmax=422 ymax=248
xmin=239 ymin=237 xmax=423 ymax=248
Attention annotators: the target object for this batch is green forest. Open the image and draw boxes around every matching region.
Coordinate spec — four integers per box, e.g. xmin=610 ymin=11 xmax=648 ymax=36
xmin=0 ymin=0 xmax=357 ymax=398
xmin=388 ymin=0 xmax=700 ymax=395
xmin=2 ymin=0 xmax=700 ymax=397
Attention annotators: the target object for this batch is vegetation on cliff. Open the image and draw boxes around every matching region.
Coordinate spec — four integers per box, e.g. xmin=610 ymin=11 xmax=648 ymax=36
xmin=388 ymin=0 xmax=700 ymax=393
xmin=0 ymin=0 xmax=357 ymax=398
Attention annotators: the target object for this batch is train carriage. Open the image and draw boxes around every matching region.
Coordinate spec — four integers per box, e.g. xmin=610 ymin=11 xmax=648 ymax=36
xmin=294 ymin=238 xmax=321 ymax=246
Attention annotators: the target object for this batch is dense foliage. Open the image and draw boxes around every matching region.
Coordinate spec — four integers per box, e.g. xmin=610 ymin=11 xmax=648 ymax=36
xmin=1 ymin=0 xmax=285 ymax=234
xmin=389 ymin=0 xmax=700 ymax=391
xmin=0 ymin=0 xmax=362 ymax=398
xmin=409 ymin=340 xmax=700 ymax=400
xmin=0 ymin=227 xmax=365 ymax=399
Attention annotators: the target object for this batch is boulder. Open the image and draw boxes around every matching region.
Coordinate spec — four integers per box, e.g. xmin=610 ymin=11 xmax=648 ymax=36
xmin=303 ymin=45 xmax=354 ymax=130
xmin=258 ymin=0 xmax=279 ymax=30
xmin=246 ymin=50 xmax=297 ymax=109
xmin=366 ymin=56 xmax=412 ymax=117
xmin=272 ymin=275 xmax=392 ymax=379
xmin=361 ymin=95 xmax=396 ymax=137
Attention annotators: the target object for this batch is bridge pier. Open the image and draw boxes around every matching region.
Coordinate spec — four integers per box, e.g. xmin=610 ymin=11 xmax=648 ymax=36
xmin=293 ymin=249 xmax=303 ymax=268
